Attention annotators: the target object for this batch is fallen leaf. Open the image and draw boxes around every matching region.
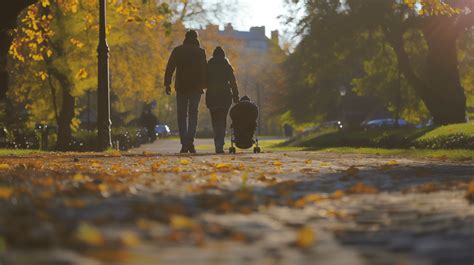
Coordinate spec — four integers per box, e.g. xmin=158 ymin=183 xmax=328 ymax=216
xmin=215 ymin=163 xmax=232 ymax=172
xmin=387 ymin=160 xmax=399 ymax=166
xmin=73 ymin=173 xmax=91 ymax=182
xmin=319 ymin=162 xmax=331 ymax=167
xmin=296 ymin=226 xmax=315 ymax=248
xmin=180 ymin=159 xmax=190 ymax=165
xmin=208 ymin=173 xmax=220 ymax=184
xmin=170 ymin=215 xmax=196 ymax=230
xmin=273 ymin=161 xmax=282 ymax=166
xmin=120 ymin=231 xmax=141 ymax=247
xmin=180 ymin=174 xmax=195 ymax=181
xmin=0 ymin=164 xmax=11 ymax=170
xmin=330 ymin=190 xmax=345 ymax=199
xmin=0 ymin=187 xmax=14 ymax=199
xmin=76 ymin=222 xmax=104 ymax=246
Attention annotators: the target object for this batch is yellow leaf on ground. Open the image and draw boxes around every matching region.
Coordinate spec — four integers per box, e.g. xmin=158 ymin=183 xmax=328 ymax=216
xmin=170 ymin=215 xmax=196 ymax=230
xmin=73 ymin=173 xmax=90 ymax=182
xmin=296 ymin=226 xmax=315 ymax=248
xmin=120 ymin=231 xmax=141 ymax=247
xmin=273 ymin=161 xmax=282 ymax=166
xmin=0 ymin=164 xmax=11 ymax=170
xmin=180 ymin=174 xmax=195 ymax=181
xmin=0 ymin=187 xmax=14 ymax=199
xmin=387 ymin=160 xmax=399 ymax=166
xmin=208 ymin=173 xmax=220 ymax=184
xmin=76 ymin=222 xmax=104 ymax=246
xmin=215 ymin=163 xmax=232 ymax=172
xmin=180 ymin=159 xmax=190 ymax=165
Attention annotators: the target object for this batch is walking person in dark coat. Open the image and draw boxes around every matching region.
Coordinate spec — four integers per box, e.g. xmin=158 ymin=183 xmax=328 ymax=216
xmin=206 ymin=47 xmax=239 ymax=153
xmin=164 ymin=30 xmax=207 ymax=153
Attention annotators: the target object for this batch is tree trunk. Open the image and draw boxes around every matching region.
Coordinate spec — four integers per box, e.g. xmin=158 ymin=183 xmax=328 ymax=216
xmin=0 ymin=31 xmax=12 ymax=98
xmin=388 ymin=17 xmax=467 ymax=125
xmin=421 ymin=19 xmax=466 ymax=125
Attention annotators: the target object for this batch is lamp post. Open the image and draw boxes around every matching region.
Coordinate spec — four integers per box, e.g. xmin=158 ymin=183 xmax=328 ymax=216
xmin=97 ymin=0 xmax=112 ymax=150
xmin=339 ymin=86 xmax=347 ymax=129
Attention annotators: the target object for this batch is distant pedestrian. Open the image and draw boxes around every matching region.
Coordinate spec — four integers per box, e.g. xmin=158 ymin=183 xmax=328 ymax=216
xmin=164 ymin=30 xmax=207 ymax=153
xmin=206 ymin=47 xmax=239 ymax=153
xmin=283 ymin=123 xmax=294 ymax=138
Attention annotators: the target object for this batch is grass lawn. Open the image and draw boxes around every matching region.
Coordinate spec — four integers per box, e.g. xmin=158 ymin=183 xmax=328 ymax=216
xmin=418 ymin=123 xmax=474 ymax=140
xmin=319 ymin=147 xmax=474 ymax=161
xmin=0 ymin=149 xmax=42 ymax=156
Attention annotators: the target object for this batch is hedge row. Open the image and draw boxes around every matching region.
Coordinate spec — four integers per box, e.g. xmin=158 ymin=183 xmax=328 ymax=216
xmin=289 ymin=127 xmax=474 ymax=150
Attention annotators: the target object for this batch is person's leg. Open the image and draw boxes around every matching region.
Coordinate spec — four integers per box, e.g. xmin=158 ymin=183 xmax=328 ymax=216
xmin=186 ymin=94 xmax=202 ymax=153
xmin=211 ymin=107 xmax=228 ymax=153
xmin=176 ymin=94 xmax=190 ymax=152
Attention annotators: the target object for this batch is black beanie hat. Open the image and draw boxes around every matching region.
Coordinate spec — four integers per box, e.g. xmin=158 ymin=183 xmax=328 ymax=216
xmin=185 ymin=30 xmax=198 ymax=40
xmin=213 ymin=46 xmax=225 ymax=58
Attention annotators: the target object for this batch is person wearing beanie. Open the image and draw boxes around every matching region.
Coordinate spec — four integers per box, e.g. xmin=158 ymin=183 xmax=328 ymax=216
xmin=164 ymin=30 xmax=207 ymax=154
xmin=206 ymin=46 xmax=240 ymax=154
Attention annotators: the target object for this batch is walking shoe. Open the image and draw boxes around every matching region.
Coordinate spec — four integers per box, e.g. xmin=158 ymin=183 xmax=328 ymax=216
xmin=216 ymin=149 xmax=225 ymax=154
xmin=215 ymin=146 xmax=225 ymax=154
xmin=188 ymin=144 xmax=197 ymax=154
xmin=180 ymin=145 xmax=188 ymax=154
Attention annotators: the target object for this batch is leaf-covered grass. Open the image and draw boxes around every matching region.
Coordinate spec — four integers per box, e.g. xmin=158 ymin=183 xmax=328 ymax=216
xmin=0 ymin=149 xmax=42 ymax=156
xmin=319 ymin=147 xmax=474 ymax=161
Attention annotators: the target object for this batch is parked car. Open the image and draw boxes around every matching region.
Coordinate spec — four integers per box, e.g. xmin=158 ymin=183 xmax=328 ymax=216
xmin=155 ymin=125 xmax=171 ymax=137
xmin=362 ymin=118 xmax=411 ymax=129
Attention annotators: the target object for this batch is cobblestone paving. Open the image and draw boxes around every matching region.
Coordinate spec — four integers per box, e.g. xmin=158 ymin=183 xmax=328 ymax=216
xmin=0 ymin=147 xmax=473 ymax=265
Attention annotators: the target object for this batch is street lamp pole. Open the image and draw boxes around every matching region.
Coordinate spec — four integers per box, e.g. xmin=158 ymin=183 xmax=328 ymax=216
xmin=97 ymin=0 xmax=112 ymax=150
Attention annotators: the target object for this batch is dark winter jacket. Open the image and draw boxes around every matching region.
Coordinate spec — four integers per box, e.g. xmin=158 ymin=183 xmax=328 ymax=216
xmin=164 ymin=38 xmax=207 ymax=95
xmin=206 ymin=56 xmax=239 ymax=109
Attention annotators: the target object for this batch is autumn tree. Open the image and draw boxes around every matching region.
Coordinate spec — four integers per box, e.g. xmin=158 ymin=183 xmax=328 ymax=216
xmin=287 ymin=0 xmax=474 ymax=125
xmin=6 ymin=0 xmax=174 ymax=150
xmin=0 ymin=1 xmax=37 ymax=98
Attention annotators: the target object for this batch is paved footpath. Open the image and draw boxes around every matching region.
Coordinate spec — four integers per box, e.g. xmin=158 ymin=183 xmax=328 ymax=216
xmin=0 ymin=139 xmax=473 ymax=265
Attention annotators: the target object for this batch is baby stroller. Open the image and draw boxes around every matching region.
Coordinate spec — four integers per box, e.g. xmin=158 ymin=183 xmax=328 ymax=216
xmin=229 ymin=96 xmax=261 ymax=154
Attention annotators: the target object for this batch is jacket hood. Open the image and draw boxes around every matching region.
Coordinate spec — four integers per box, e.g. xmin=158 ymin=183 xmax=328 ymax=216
xmin=213 ymin=46 xmax=225 ymax=58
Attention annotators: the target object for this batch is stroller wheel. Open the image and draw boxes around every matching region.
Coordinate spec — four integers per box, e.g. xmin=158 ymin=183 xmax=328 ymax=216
xmin=254 ymin=147 xmax=261 ymax=154
xmin=229 ymin=147 xmax=236 ymax=154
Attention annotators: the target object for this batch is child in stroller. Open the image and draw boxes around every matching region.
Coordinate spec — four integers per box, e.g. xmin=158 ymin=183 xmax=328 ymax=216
xmin=229 ymin=96 xmax=261 ymax=154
